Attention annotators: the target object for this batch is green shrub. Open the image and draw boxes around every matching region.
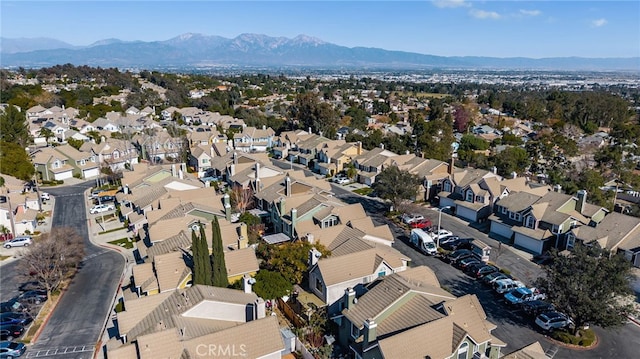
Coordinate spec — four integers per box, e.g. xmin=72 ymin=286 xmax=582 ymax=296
xmin=500 ymin=268 xmax=511 ymax=276
xmin=551 ymin=328 xmax=595 ymax=347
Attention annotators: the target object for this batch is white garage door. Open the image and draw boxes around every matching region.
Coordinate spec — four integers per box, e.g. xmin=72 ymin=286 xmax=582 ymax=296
xmin=456 ymin=206 xmax=477 ymax=222
xmin=83 ymin=167 xmax=100 ymax=178
xmin=514 ymin=233 xmax=544 ymax=255
xmin=490 ymin=221 xmax=513 ymax=239
xmin=54 ymin=170 xmax=73 ymax=181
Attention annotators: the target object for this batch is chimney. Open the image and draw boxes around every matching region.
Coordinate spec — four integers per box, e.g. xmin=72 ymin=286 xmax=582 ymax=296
xmin=308 ymin=247 xmax=321 ymax=267
xmin=279 ymin=198 xmax=286 ymax=216
xmin=210 ymin=146 xmax=215 ymax=158
xmin=405 ymin=150 xmax=410 ymax=155
xmin=233 ymin=151 xmax=238 ymax=164
xmin=448 ymin=156 xmax=455 ymax=175
xmin=124 ymin=185 xmax=129 ymax=195
xmin=345 ymin=287 xmax=356 ymax=310
xmin=178 ymin=169 xmax=184 ymax=180
xmin=255 ymin=298 xmax=266 ymax=319
xmin=511 ymin=171 xmax=517 ymax=179
xmin=380 ymin=143 xmax=385 ymax=150
xmin=285 ymin=175 xmax=291 ymax=197
xmin=291 ymin=208 xmax=297 ymax=237
xmin=262 ymin=125 xmax=266 ymax=130
xmin=577 ymin=190 xmax=587 ymax=214
xmin=357 ymin=141 xmax=362 ymax=155
xmin=229 ymin=164 xmax=236 ymax=177
xmin=224 ymin=194 xmax=231 ymax=222
xmin=237 ymin=223 xmax=248 ymax=249
xmin=243 ymin=274 xmax=254 ymax=294
xmin=308 ymin=126 xmax=312 ymax=134
xmin=491 ymin=166 xmax=497 ymax=175
xmin=553 ymin=184 xmax=562 ymax=193
xmin=319 ymin=131 xmax=323 ymax=138
xmin=306 ymin=233 xmax=315 ymax=243
xmin=171 ymin=164 xmax=177 ymax=177
xmin=363 ymin=319 xmax=378 ymax=347
xmin=255 ymin=163 xmax=260 ymax=181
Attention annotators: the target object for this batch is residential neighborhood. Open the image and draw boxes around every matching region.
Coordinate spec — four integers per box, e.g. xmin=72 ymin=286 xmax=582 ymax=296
xmin=1 ymin=65 xmax=639 ymax=359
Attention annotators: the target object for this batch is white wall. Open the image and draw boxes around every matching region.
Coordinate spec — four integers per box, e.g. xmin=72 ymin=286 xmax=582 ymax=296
xmin=54 ymin=170 xmax=73 ymax=181
xmin=490 ymin=221 xmax=513 ymax=239
xmin=182 ymin=300 xmax=248 ymax=322
xmin=513 ymin=233 xmax=545 ymax=255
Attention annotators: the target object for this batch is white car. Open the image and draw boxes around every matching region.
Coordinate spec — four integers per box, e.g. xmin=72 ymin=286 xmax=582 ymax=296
xmin=402 ymin=213 xmax=425 ymax=224
xmin=40 ymin=192 xmax=50 ymax=200
xmin=430 ymin=229 xmax=454 ymax=239
xmin=335 ymin=177 xmax=351 ymax=185
xmin=90 ymin=204 xmax=115 ymax=214
xmin=3 ymin=236 xmax=33 ymax=248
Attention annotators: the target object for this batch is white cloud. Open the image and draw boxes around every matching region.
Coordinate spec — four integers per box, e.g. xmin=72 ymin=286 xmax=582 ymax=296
xmin=519 ymin=9 xmax=541 ymax=17
xmin=470 ymin=9 xmax=501 ymax=20
xmin=432 ymin=0 xmax=470 ymax=9
xmin=591 ymin=18 xmax=607 ymax=27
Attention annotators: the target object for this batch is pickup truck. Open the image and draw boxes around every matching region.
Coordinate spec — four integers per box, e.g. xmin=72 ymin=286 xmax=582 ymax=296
xmin=504 ymin=287 xmax=546 ymax=305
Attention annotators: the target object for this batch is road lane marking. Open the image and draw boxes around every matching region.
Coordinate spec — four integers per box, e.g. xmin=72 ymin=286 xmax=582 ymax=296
xmin=26 ymin=345 xmax=94 ymax=357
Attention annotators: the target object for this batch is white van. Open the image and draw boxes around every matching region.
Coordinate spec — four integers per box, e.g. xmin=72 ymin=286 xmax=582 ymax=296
xmin=493 ymin=279 xmax=525 ymax=294
xmin=410 ymin=228 xmax=437 ymax=255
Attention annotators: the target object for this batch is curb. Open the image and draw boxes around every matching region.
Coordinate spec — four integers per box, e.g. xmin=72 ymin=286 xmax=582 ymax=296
xmin=628 ymin=315 xmax=640 ymax=327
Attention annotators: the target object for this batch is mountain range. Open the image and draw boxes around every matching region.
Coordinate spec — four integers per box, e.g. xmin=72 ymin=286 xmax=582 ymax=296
xmin=1 ymin=33 xmax=638 ymax=71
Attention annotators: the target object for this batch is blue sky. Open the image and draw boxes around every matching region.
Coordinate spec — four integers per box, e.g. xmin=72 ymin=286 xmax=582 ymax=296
xmin=2 ymin=1 xmax=639 ymax=58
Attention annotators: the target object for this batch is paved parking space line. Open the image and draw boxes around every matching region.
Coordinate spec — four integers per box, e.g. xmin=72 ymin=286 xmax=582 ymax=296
xmin=26 ymin=345 xmax=94 ymax=357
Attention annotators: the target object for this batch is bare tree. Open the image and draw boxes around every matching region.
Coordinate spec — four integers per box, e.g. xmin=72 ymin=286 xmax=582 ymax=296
xmin=230 ymin=185 xmax=254 ymax=214
xmin=18 ymin=227 xmax=85 ymax=295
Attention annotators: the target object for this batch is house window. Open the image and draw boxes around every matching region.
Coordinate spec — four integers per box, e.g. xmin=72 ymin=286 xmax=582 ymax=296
xmin=443 ymin=182 xmax=452 ymax=192
xmin=457 ymin=342 xmax=469 ymax=359
xmin=465 ymin=191 xmax=474 ymax=202
xmin=378 ymin=269 xmax=386 ymax=278
xmin=80 ymin=159 xmax=85 ymax=165
xmin=526 ymin=216 xmax=536 ymax=229
xmin=53 ymin=160 xmax=60 ymax=169
xmin=509 ymin=211 xmax=521 ymax=221
xmin=475 ymin=195 xmax=484 ymax=203
xmin=351 ymin=323 xmax=360 ymax=339
xmin=113 ymin=151 xmax=120 ymax=159
xmin=315 ymin=277 xmax=322 ymax=293
xmin=567 ymin=234 xmax=575 ymax=250
xmin=552 ymin=224 xmax=563 ymax=234
xmin=501 ymin=206 xmax=507 ymax=214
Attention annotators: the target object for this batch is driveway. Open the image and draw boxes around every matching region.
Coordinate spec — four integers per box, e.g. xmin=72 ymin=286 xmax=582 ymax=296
xmin=26 ymin=182 xmax=125 ymax=358
xmin=332 ymin=185 xmax=640 ymax=357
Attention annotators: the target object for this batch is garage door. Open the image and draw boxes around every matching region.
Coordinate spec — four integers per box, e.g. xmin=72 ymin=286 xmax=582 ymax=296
xmin=456 ymin=206 xmax=477 ymax=222
xmin=55 ymin=170 xmax=73 ymax=181
xmin=490 ymin=221 xmax=513 ymax=239
xmin=513 ymin=233 xmax=544 ymax=255
xmin=83 ymin=167 xmax=100 ymax=178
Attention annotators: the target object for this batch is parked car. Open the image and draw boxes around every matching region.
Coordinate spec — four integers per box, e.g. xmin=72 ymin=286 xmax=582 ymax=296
xmin=535 ymin=311 xmax=573 ymax=332
xmin=2 ymin=237 xmax=32 ymax=249
xmin=15 ymin=291 xmax=47 ymax=306
xmin=447 ymin=249 xmax=473 ymax=264
xmin=17 ymin=282 xmax=43 ymax=292
xmin=40 ymin=192 xmax=50 ymax=201
xmin=482 ymin=272 xmax=512 ymax=286
xmin=440 ymin=237 xmax=472 ymax=251
xmin=455 ymin=256 xmax=482 ymax=270
xmin=430 ymin=228 xmax=454 ymax=240
xmin=90 ymin=204 xmax=115 ymax=214
xmin=401 ymin=213 xmax=425 ymax=224
xmin=504 ymin=287 xmax=546 ymax=306
xmin=88 ymin=189 xmax=105 ymax=199
xmin=94 ymin=195 xmax=115 ymax=204
xmin=469 ymin=264 xmax=500 ymax=279
xmin=0 ymin=340 xmax=27 ymax=358
xmin=521 ymin=300 xmax=555 ymax=317
xmin=409 ymin=218 xmax=433 ymax=229
xmin=0 ymin=313 xmax=32 ymax=327
xmin=493 ymin=279 xmax=526 ymax=295
xmin=0 ymin=325 xmax=24 ymax=342
xmin=0 ymin=302 xmax=23 ymax=315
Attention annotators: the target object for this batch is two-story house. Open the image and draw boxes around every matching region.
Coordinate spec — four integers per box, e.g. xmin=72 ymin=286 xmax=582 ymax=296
xmin=80 ymin=138 xmax=139 ymax=171
xmin=337 ymin=266 xmax=505 ymax=359
xmin=315 ymin=141 xmax=363 ymax=176
xmin=489 ymin=189 xmax=608 ymax=255
xmin=353 ymin=147 xmax=399 ymax=186
xmin=233 ymin=126 xmax=275 ymax=153
xmin=438 ymin=166 xmax=503 ymax=222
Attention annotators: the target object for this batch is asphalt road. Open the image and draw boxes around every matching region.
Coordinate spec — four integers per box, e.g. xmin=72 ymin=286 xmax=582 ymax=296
xmin=331 ymin=184 xmax=640 ymax=358
xmin=26 ymin=183 xmax=124 ymax=359
xmin=0 ymin=261 xmax=22 ymax=302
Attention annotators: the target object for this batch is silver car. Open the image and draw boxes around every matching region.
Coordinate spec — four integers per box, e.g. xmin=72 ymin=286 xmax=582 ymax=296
xmin=3 ymin=237 xmax=32 ymax=249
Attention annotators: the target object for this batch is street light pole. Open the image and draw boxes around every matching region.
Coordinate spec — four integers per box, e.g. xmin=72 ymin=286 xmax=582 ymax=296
xmin=436 ymin=206 xmax=453 ymax=249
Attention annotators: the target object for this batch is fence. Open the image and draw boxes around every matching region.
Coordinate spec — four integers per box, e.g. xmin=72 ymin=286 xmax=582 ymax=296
xmin=278 ymin=297 xmax=306 ymax=328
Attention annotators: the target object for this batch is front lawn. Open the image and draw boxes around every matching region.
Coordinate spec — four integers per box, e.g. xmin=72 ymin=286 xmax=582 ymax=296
xmin=353 ymin=187 xmax=373 ymax=196
xmin=108 ymin=237 xmax=134 ymax=249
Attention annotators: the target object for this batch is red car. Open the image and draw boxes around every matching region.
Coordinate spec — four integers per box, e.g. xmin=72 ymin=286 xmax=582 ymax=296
xmin=410 ymin=218 xmax=432 ymax=229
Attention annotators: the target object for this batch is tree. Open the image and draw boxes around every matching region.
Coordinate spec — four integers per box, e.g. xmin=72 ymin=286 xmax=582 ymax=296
xmin=372 ymin=166 xmax=421 ymax=211
xmin=199 ymin=223 xmax=213 ymax=286
xmin=535 ymin=244 xmax=635 ymax=334
xmin=453 ymin=105 xmax=472 ymax=133
xmin=191 ymin=229 xmax=205 ymax=285
xmin=18 ymin=227 xmax=85 ymax=296
xmin=0 ymin=141 xmax=35 ymax=181
xmin=38 ymin=127 xmax=55 ymax=144
xmin=492 ymin=147 xmax=530 ymax=177
xmin=252 ymin=270 xmax=292 ymax=300
xmin=0 ymin=105 xmax=31 ymax=148
xmin=67 ymin=138 xmax=84 ymax=150
xmin=262 ymin=241 xmax=331 ymax=285
xmin=230 ymin=185 xmax=254 ymax=214
xmin=210 ymin=217 xmax=229 ymax=287
xmin=288 ymin=93 xmax=339 ymax=138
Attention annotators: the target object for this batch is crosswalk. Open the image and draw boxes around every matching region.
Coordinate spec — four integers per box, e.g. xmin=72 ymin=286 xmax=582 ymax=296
xmin=26 ymin=345 xmax=94 ymax=358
